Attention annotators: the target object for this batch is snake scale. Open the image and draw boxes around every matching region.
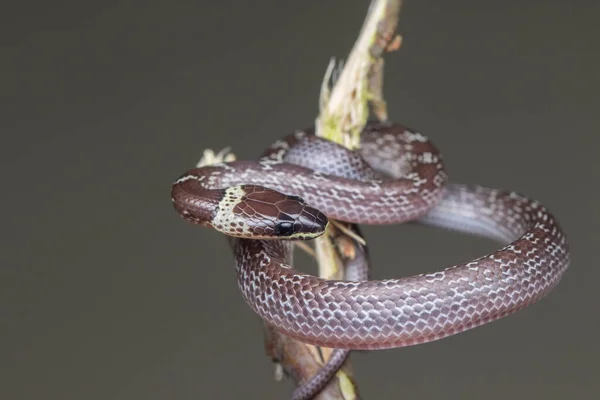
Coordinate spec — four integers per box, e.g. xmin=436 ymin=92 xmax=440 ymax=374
xmin=171 ymin=121 xmax=570 ymax=398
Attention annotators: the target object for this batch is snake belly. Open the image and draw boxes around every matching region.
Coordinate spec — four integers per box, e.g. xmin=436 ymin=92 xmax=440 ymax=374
xmin=172 ymin=122 xmax=570 ymax=350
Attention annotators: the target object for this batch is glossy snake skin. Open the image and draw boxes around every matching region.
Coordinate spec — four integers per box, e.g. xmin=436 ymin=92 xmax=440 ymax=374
xmin=171 ymin=122 xmax=570 ymax=397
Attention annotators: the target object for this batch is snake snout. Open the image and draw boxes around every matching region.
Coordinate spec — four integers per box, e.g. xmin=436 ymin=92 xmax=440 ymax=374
xmin=277 ymin=203 xmax=329 ymax=240
xmin=273 ymin=198 xmax=328 ymax=240
xmin=294 ymin=205 xmax=329 ymax=240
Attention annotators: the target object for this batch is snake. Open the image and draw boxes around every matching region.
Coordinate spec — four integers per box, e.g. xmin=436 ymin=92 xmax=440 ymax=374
xmin=171 ymin=121 xmax=570 ymax=398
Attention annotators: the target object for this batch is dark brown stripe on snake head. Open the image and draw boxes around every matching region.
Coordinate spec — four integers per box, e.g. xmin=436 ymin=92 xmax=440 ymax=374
xmin=171 ymin=177 xmax=224 ymax=226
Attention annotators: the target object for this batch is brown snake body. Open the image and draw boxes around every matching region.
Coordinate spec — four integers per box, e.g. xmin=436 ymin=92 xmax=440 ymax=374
xmin=171 ymin=122 xmax=570 ymax=397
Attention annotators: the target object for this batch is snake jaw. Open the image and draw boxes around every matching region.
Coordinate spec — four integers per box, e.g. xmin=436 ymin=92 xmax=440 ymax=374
xmin=280 ymin=219 xmax=329 ymax=241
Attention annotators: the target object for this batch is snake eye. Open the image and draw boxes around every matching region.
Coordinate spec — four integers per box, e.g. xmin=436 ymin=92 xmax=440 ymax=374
xmin=274 ymin=221 xmax=295 ymax=236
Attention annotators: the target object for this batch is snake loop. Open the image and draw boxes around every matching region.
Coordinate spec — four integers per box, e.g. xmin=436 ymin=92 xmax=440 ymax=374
xmin=171 ymin=121 xmax=570 ymax=397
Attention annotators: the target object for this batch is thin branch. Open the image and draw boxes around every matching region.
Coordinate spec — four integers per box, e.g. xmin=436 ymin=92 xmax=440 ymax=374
xmin=264 ymin=1 xmax=404 ymax=399
xmin=316 ymin=0 xmax=403 ymax=148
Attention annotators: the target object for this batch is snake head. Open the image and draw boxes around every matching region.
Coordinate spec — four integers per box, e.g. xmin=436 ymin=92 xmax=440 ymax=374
xmin=214 ymin=184 xmax=328 ymax=240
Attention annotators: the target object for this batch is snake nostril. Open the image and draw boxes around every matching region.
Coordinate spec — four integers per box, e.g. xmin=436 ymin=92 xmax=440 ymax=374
xmin=295 ymin=208 xmax=329 ymax=236
xmin=315 ymin=210 xmax=328 ymax=228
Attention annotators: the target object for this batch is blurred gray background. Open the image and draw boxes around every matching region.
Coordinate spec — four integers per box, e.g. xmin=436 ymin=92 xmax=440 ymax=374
xmin=2 ymin=1 xmax=598 ymax=399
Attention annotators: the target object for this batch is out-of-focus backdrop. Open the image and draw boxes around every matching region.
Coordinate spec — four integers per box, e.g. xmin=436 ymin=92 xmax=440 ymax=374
xmin=2 ymin=1 xmax=598 ymax=399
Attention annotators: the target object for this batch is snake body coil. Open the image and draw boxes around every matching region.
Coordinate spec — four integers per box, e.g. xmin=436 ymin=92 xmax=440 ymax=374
xmin=171 ymin=121 xmax=569 ymax=392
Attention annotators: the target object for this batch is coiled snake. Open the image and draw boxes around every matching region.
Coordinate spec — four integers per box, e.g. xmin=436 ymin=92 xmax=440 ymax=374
xmin=171 ymin=121 xmax=570 ymax=399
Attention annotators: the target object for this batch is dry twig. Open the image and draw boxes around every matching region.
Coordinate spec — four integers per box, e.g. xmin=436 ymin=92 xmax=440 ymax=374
xmin=264 ymin=1 xmax=404 ymax=399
